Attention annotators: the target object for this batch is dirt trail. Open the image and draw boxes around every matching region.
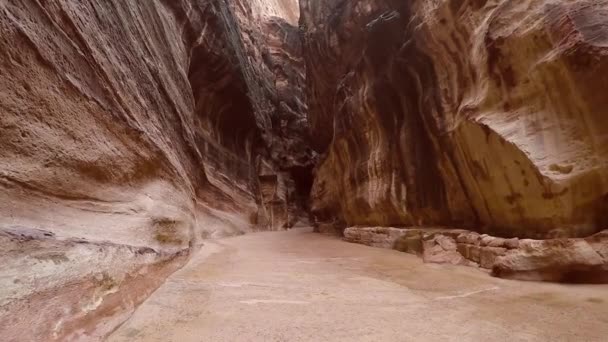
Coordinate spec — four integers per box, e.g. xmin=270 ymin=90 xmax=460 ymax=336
xmin=108 ymin=228 xmax=608 ymax=341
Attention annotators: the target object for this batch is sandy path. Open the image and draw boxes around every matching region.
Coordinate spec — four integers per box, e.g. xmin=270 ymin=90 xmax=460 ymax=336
xmin=108 ymin=228 xmax=608 ymax=341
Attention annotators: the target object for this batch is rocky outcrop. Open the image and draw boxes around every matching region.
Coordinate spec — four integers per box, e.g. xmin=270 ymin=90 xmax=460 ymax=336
xmin=0 ymin=227 xmax=188 ymax=341
xmin=0 ymin=0 xmax=310 ymax=339
xmin=493 ymin=230 xmax=608 ymax=283
xmin=344 ymin=227 xmax=608 ymax=283
xmin=301 ymin=0 xmax=608 ymax=239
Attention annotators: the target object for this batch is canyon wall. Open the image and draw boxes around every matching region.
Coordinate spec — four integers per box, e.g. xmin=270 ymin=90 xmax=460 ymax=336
xmin=0 ymin=0 xmax=308 ymax=340
xmin=2 ymin=0 xmax=608 ymax=337
xmin=301 ymin=0 xmax=608 ymax=239
xmin=223 ymin=0 xmax=315 ymax=226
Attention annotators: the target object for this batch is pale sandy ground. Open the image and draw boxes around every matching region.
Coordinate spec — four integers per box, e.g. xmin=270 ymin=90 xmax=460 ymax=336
xmin=108 ymin=228 xmax=608 ymax=342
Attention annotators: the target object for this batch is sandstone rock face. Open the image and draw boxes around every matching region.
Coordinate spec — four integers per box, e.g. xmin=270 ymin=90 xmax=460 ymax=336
xmin=302 ymin=0 xmax=608 ymax=238
xmin=3 ymin=0 xmax=608 ymax=337
xmin=225 ymin=0 xmax=315 ymax=228
xmin=493 ymin=230 xmax=608 ymax=283
xmin=345 ymin=226 xmax=608 ymax=282
xmin=342 ymin=226 xmax=409 ymax=248
xmin=0 ymin=0 xmax=309 ymax=339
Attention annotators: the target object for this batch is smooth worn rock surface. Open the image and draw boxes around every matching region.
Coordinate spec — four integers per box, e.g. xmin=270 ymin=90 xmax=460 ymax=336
xmin=0 ymin=0 xmax=311 ymax=339
xmin=109 ymin=228 xmax=608 ymax=342
xmin=0 ymin=227 xmax=188 ymax=341
xmin=3 ymin=0 xmax=608 ymax=339
xmin=493 ymin=230 xmax=608 ymax=283
xmin=302 ymin=0 xmax=608 ymax=238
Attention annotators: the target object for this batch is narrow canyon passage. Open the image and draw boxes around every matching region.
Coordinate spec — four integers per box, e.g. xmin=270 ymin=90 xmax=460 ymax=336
xmin=2 ymin=0 xmax=608 ymax=340
xmin=109 ymin=228 xmax=608 ymax=342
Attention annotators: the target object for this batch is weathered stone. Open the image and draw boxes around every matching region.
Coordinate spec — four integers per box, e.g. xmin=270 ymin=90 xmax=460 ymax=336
xmin=480 ymin=247 xmax=509 ymax=269
xmin=422 ymin=234 xmax=468 ymax=266
xmin=480 ymin=236 xmax=494 ymax=247
xmin=587 ymin=230 xmax=608 ymax=257
xmin=488 ymin=238 xmax=507 ymax=248
xmin=504 ymin=238 xmax=521 ymax=249
xmin=492 ymin=238 xmax=608 ymax=282
xmin=457 ymin=243 xmax=469 ymax=258
xmin=457 ymin=243 xmax=481 ymax=264
xmin=469 ymin=245 xmax=482 ymax=264
xmin=345 ymin=227 xmax=608 ymax=282
xmin=457 ymin=232 xmax=481 ymax=245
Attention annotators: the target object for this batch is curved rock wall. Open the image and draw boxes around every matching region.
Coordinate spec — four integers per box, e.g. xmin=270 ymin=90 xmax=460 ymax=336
xmin=3 ymin=0 xmax=608 ymax=335
xmin=301 ymin=0 xmax=608 ymax=239
xmin=0 ymin=0 xmax=309 ymax=339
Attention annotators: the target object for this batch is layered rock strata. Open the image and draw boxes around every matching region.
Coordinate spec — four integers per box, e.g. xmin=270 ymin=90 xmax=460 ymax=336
xmin=301 ymin=0 xmax=608 ymax=238
xmin=0 ymin=0 xmax=309 ymax=339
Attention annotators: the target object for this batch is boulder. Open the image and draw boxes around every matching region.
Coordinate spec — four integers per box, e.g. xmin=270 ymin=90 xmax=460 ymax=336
xmin=492 ymin=238 xmax=608 ymax=283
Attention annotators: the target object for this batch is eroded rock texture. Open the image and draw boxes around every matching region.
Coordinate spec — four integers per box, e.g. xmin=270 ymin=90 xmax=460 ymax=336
xmin=2 ymin=0 xmax=608 ymax=337
xmin=344 ymin=226 xmax=608 ymax=283
xmin=0 ymin=0 xmax=309 ymax=339
xmin=224 ymin=0 xmax=315 ymax=226
xmin=302 ymin=0 xmax=608 ymax=239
